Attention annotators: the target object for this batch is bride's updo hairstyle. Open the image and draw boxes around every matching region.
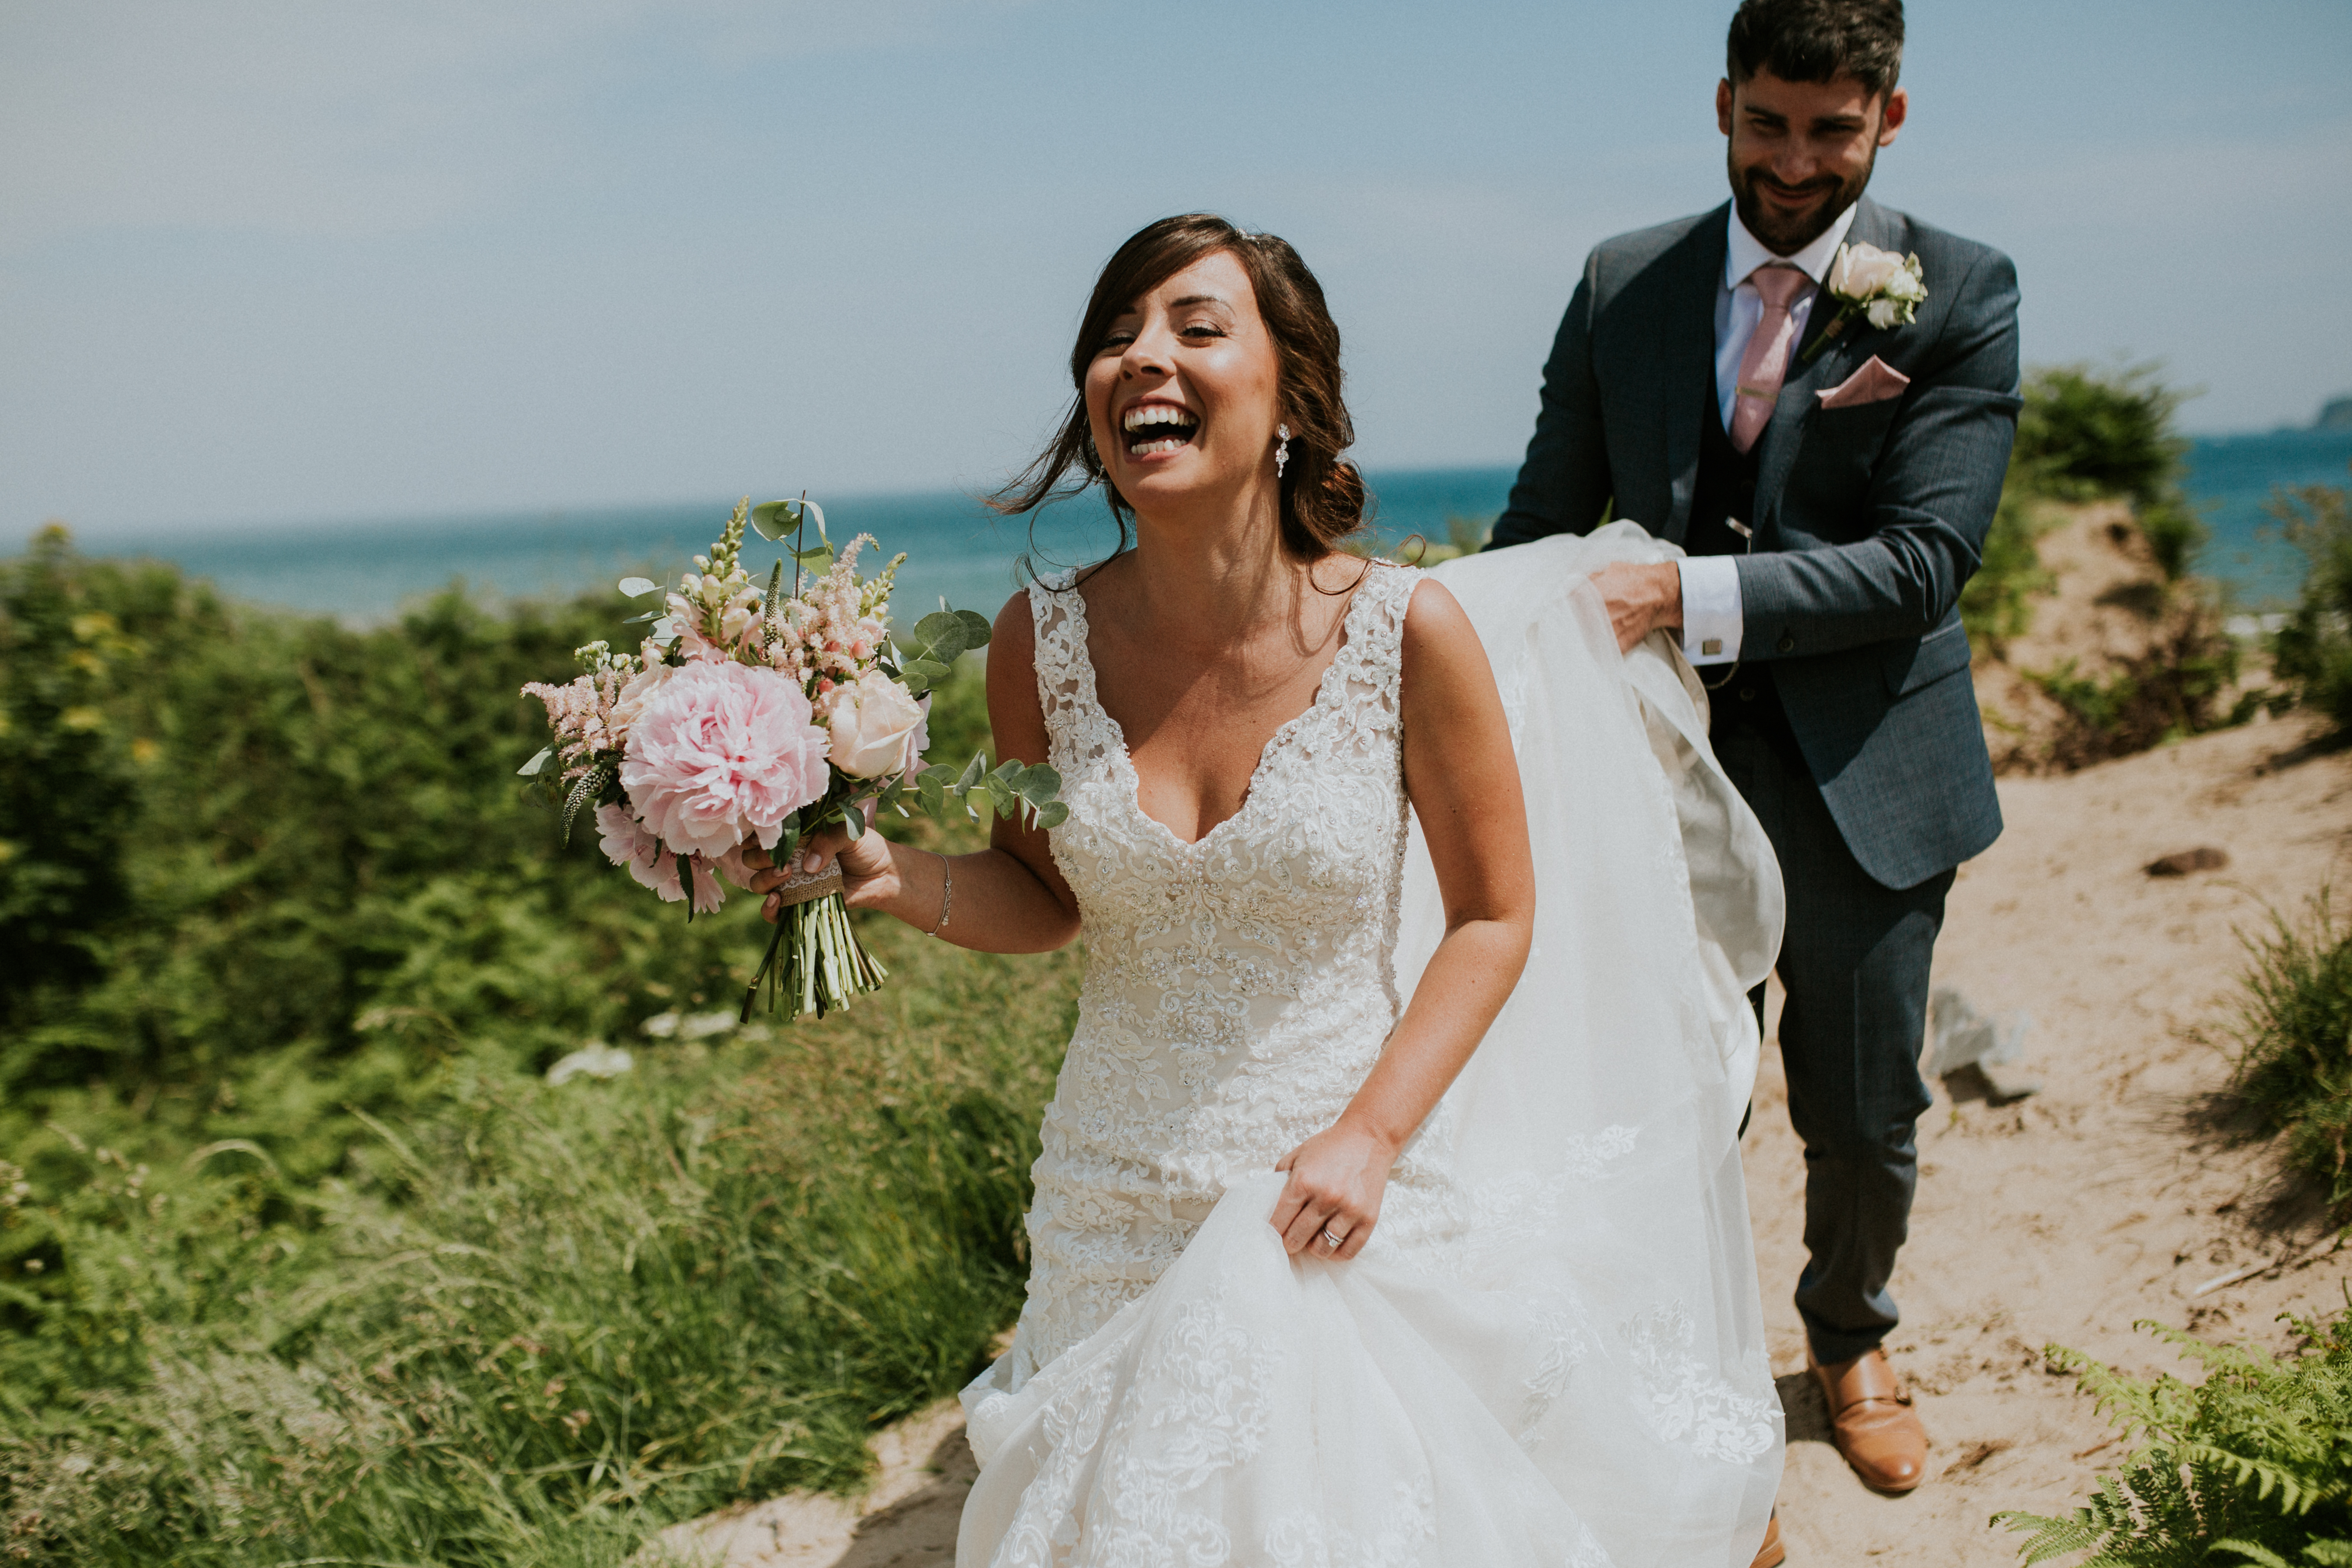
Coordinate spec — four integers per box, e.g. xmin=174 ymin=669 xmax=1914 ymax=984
xmin=994 ymin=213 xmax=1369 ymax=561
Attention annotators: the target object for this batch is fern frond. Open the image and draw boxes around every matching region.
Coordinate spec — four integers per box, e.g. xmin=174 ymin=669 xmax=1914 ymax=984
xmin=2214 ymin=1543 xmax=2298 ymax=1568
xmin=1994 ymin=1508 xmax=2109 ymax=1565
xmin=2176 ymin=1441 xmax=2332 ymax=1515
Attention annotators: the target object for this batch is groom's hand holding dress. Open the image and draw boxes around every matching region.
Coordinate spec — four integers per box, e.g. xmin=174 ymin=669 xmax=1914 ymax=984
xmin=1487 ymin=0 xmax=2020 ymax=1509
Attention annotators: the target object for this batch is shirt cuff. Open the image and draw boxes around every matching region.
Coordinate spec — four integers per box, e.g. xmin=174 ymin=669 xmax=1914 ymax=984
xmin=1677 ymin=555 xmax=1744 ymax=666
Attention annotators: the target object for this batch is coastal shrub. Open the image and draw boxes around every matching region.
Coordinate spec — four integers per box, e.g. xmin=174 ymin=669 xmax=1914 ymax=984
xmin=2220 ymin=889 xmax=2352 ymax=1205
xmin=0 ymin=529 xmax=769 ymax=1180
xmin=1994 ymin=1310 xmax=2352 ymax=1567
xmin=0 ymin=527 xmax=144 ymax=999
xmin=2269 ymin=474 xmax=2352 ymax=733
xmin=2012 ymin=361 xmax=2207 ymax=580
xmin=1962 ymin=487 xmax=2060 ymax=653
xmin=2025 ymin=598 xmax=2244 ymax=770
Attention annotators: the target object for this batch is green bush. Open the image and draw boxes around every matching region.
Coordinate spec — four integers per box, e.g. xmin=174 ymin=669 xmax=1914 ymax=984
xmin=1995 ymin=1311 xmax=2352 ymax=1567
xmin=1963 ymin=487 xmax=2060 ymax=652
xmin=0 ymin=529 xmax=790 ymax=1180
xmin=2269 ymin=474 xmax=2352 ymax=733
xmin=2025 ymin=598 xmax=2245 ymax=770
xmin=2222 ymin=889 xmax=2352 ymax=1205
xmin=2014 ymin=362 xmax=2192 ymax=506
xmin=2012 ymin=362 xmax=2208 ymax=580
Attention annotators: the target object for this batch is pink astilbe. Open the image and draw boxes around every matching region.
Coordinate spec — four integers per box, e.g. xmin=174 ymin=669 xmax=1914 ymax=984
xmin=621 ymin=661 xmax=828 ymax=859
xmin=522 ymin=667 xmax=627 ymax=758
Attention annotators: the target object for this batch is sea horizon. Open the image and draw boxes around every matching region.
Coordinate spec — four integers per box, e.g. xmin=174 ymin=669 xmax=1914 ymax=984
xmin=25 ymin=431 xmax=2352 ymax=623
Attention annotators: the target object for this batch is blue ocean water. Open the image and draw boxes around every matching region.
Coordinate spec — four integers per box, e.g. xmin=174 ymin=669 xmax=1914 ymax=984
xmin=2179 ymin=427 xmax=2352 ymax=607
xmin=53 ymin=433 xmax=2351 ymax=621
xmin=65 ymin=467 xmax=1526 ymax=625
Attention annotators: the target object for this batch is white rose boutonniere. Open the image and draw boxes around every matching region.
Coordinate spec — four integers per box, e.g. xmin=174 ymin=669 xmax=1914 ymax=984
xmin=1801 ymin=242 xmax=1927 ymax=363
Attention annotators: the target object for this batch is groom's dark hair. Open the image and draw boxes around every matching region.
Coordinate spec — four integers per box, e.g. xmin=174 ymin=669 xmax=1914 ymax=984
xmin=1727 ymin=0 xmax=1904 ymax=99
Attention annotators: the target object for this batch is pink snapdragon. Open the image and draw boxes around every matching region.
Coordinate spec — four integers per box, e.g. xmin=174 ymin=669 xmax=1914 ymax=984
xmin=620 ymin=661 xmax=827 ymax=859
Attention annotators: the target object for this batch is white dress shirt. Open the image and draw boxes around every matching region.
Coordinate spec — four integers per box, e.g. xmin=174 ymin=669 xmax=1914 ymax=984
xmin=1677 ymin=202 xmax=1859 ymax=666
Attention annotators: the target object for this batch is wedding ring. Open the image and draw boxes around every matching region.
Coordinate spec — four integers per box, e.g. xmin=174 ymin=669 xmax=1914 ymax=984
xmin=1320 ymin=1227 xmax=1343 ymax=1250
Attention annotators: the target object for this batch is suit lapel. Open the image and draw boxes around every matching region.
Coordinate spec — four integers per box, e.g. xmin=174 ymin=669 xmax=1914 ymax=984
xmin=1658 ymin=205 xmax=1729 ymax=543
xmin=1753 ymin=197 xmax=1895 ymax=532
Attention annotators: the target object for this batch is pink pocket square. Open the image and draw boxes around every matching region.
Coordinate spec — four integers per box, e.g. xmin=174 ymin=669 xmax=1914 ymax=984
xmin=1818 ymin=355 xmax=1911 ymax=409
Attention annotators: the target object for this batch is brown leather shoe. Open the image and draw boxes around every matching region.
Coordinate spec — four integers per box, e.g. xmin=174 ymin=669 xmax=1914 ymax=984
xmin=1809 ymin=1346 xmax=1926 ymax=1493
xmin=1749 ymin=1509 xmax=1786 ymax=1568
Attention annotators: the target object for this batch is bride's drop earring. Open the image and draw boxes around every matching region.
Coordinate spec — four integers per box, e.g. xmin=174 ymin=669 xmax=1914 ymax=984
xmin=1274 ymin=423 xmax=1291 ymax=478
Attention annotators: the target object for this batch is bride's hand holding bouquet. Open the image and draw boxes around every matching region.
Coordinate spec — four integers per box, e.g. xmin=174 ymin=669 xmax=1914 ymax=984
xmin=518 ymin=497 xmax=1067 ymax=1021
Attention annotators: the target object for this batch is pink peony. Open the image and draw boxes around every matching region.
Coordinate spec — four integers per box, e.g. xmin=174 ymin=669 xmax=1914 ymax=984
xmin=620 ymin=661 xmax=828 ymax=859
xmin=597 ymin=803 xmax=727 ymax=911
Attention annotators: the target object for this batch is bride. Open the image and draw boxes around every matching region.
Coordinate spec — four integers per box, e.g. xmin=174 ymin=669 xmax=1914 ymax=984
xmin=756 ymin=213 xmax=1786 ymax=1567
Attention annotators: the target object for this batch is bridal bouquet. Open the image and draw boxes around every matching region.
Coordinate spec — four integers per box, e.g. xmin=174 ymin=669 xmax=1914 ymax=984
xmin=519 ymin=498 xmax=1064 ymax=1021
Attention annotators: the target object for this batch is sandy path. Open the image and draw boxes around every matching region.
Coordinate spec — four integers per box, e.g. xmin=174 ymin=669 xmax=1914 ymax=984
xmin=1754 ymin=712 xmax=2352 ymax=1564
xmin=662 ymin=715 xmax=2352 ymax=1568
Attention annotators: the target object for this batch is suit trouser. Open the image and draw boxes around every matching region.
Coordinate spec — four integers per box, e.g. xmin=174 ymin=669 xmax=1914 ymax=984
xmin=1712 ymin=698 xmax=1952 ymax=1365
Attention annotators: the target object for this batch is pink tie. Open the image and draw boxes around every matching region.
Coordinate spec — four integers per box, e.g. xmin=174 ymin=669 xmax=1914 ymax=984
xmin=1730 ymin=264 xmax=1810 ymax=454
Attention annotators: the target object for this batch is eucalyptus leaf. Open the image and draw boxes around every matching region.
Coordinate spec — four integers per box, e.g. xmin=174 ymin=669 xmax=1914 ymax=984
xmin=750 ymin=497 xmax=826 ymax=542
xmin=843 ymin=808 xmax=864 ymax=841
xmin=617 ymin=576 xmax=659 ymax=598
xmin=957 ymin=751 xmax=987 ymax=791
xmin=517 ymin=747 xmax=553 ymax=777
xmin=900 ymin=670 xmax=932 ymax=696
xmin=952 ymin=608 xmax=992 ymax=648
xmin=905 ymin=657 xmax=952 ymax=684
xmin=1036 ymin=801 xmax=1070 ymax=829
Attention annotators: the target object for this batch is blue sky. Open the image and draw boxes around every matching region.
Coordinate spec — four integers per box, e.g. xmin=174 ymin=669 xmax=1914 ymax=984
xmin=3 ymin=0 xmax=2348 ymax=536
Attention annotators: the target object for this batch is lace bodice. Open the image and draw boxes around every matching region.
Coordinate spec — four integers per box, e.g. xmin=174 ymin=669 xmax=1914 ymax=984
xmin=1008 ymin=560 xmax=1466 ymax=1380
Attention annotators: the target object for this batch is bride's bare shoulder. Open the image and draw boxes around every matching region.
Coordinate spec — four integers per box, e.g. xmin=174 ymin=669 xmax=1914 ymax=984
xmin=1397 ymin=574 xmax=1500 ymax=698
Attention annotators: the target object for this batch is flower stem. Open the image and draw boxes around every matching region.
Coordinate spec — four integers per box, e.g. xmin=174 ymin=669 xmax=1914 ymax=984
xmin=740 ymin=892 xmax=889 ymax=1023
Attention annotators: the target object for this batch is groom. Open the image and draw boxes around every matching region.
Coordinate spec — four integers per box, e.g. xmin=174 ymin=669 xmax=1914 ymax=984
xmin=1490 ymin=0 xmax=2019 ymax=1502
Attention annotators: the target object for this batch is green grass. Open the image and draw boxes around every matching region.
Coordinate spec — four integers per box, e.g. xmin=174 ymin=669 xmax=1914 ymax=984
xmin=1995 ymin=1310 xmax=2352 ymax=1567
xmin=2221 ymin=890 xmax=2352 ymax=1207
xmin=2269 ymin=474 xmax=2352 ymax=735
xmin=0 ymin=526 xmax=1077 ymax=1564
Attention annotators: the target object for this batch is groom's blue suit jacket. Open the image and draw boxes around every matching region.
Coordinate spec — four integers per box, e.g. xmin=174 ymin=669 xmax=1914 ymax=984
xmin=1491 ymin=196 xmax=2019 ymax=891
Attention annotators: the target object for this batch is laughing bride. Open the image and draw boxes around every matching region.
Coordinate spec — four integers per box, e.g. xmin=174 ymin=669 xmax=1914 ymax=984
xmin=755 ymin=213 xmax=1786 ymax=1567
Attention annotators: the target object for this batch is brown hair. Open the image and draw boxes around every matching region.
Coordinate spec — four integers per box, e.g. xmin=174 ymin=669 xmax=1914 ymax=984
xmin=992 ymin=213 xmax=1369 ymax=562
xmin=1727 ymin=0 xmax=1904 ymax=99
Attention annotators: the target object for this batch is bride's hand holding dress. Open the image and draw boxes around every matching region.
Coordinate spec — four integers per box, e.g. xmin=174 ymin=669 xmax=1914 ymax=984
xmin=1271 ymin=578 xmax=1533 ymax=1263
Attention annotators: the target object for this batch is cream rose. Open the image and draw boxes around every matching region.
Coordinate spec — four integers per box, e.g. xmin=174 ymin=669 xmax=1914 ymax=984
xmin=822 ymin=669 xmax=928 ymax=778
xmin=1828 ymin=242 xmax=1904 ymax=299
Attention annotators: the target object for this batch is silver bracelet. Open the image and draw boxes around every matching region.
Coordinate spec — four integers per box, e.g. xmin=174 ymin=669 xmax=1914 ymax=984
xmin=926 ymin=852 xmax=953 ymax=937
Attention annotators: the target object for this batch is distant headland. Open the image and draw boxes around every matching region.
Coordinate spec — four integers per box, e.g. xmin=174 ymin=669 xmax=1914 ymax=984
xmin=2319 ymin=395 xmax=2352 ymax=430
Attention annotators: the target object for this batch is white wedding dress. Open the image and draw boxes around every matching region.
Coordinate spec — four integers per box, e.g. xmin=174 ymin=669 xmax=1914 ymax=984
xmin=958 ymin=524 xmax=1787 ymax=1568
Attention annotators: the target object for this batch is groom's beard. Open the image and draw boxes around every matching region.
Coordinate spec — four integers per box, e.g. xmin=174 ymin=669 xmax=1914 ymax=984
xmin=1728 ymin=144 xmax=1876 ymax=255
